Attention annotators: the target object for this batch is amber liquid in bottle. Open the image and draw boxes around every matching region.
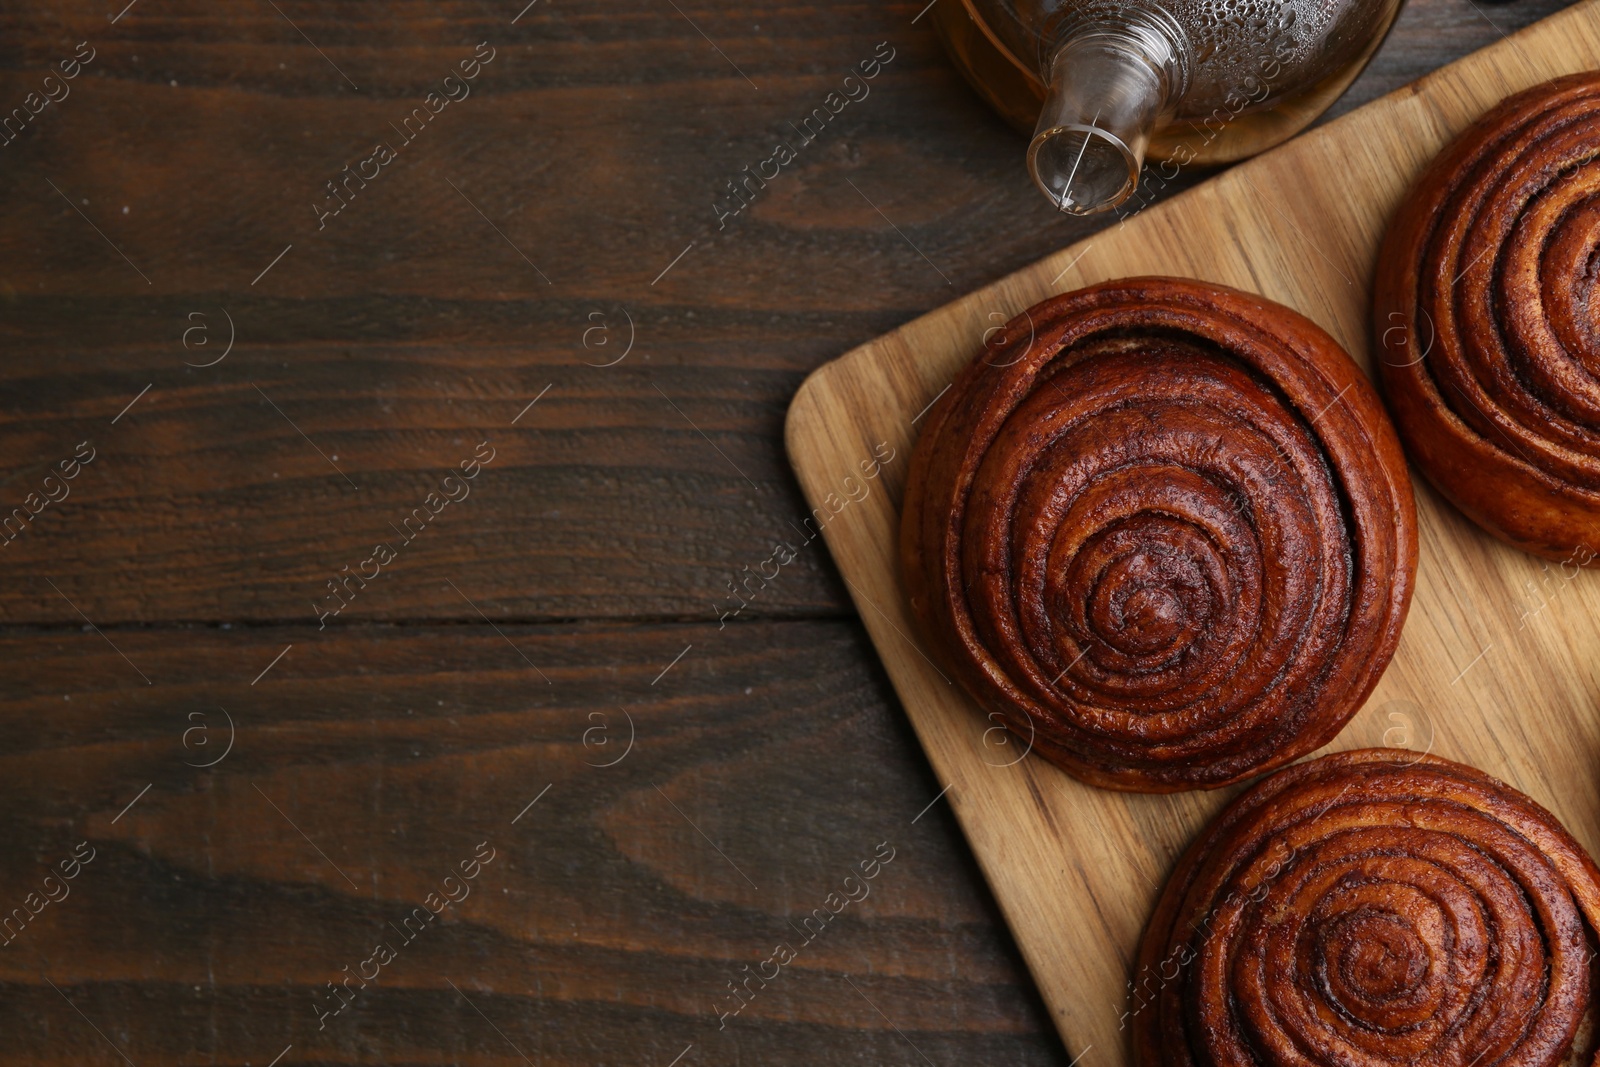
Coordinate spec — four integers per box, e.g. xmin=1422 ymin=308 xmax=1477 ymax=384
xmin=932 ymin=0 xmax=1404 ymax=212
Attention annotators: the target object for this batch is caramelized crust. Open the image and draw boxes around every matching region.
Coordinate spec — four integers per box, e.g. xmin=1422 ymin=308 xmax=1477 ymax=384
xmin=1135 ymin=749 xmax=1600 ymax=1067
xmin=1375 ymin=72 xmax=1600 ymax=561
xmin=900 ymin=278 xmax=1417 ymax=791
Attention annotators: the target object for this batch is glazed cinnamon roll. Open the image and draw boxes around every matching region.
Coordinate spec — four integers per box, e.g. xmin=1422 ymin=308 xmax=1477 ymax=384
xmin=1134 ymin=749 xmax=1600 ymax=1067
xmin=1376 ymin=72 xmax=1600 ymax=561
xmin=900 ymin=278 xmax=1416 ymax=791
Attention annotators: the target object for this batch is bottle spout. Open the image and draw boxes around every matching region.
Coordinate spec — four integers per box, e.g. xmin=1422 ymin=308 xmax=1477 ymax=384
xmin=1028 ymin=17 xmax=1185 ymax=215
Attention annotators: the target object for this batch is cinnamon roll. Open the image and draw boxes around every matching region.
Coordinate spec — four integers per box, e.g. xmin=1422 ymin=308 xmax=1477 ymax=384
xmin=900 ymin=278 xmax=1416 ymax=791
xmin=1134 ymin=748 xmax=1600 ymax=1067
xmin=1376 ymin=72 xmax=1600 ymax=561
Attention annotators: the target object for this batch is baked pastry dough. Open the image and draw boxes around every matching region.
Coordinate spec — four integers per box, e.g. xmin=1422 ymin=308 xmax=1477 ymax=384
xmin=901 ymin=277 xmax=1416 ymax=791
xmin=1135 ymin=748 xmax=1600 ymax=1067
xmin=1376 ymin=72 xmax=1600 ymax=560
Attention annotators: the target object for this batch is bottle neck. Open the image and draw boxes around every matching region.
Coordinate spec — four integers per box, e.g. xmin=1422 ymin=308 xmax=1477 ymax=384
xmin=1028 ymin=9 xmax=1188 ymax=214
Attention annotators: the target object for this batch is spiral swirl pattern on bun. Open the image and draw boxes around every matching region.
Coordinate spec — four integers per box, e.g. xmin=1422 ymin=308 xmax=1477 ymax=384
xmin=1135 ymin=749 xmax=1600 ymax=1067
xmin=900 ymin=278 xmax=1416 ymax=791
xmin=1376 ymin=72 xmax=1600 ymax=560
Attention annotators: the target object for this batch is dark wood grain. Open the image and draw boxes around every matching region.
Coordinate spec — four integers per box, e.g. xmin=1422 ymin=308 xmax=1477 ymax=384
xmin=0 ymin=0 xmax=1577 ymax=1062
xmin=0 ymin=620 xmax=1066 ymax=1065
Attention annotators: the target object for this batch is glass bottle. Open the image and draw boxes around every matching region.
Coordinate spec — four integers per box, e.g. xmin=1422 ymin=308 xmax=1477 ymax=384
xmin=931 ymin=0 xmax=1404 ymax=213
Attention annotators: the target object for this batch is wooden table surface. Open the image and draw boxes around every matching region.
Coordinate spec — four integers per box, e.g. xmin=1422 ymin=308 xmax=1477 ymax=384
xmin=0 ymin=1 xmax=1575 ymax=1063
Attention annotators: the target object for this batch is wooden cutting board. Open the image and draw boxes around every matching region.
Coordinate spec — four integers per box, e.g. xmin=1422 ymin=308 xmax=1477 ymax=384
xmin=785 ymin=4 xmax=1600 ymax=1062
